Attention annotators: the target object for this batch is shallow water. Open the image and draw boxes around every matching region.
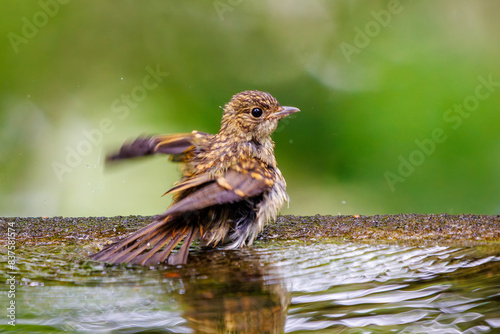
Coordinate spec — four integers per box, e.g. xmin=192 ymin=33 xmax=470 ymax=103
xmin=2 ymin=241 xmax=500 ymax=333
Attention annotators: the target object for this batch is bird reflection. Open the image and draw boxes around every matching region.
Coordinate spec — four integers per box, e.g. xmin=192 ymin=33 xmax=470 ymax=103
xmin=160 ymin=249 xmax=289 ymax=334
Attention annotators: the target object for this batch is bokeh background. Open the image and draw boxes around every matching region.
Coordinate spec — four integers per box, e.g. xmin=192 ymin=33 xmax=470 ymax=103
xmin=1 ymin=0 xmax=499 ymax=217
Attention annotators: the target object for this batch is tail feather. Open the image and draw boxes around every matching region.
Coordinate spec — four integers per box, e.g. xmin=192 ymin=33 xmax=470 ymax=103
xmin=111 ymin=226 xmax=170 ymax=264
xmin=136 ymin=228 xmax=184 ymax=265
xmin=91 ymin=216 xmax=197 ymax=265
xmin=90 ymin=219 xmax=167 ymax=261
xmin=168 ymin=226 xmax=198 ymax=265
xmin=139 ymin=230 xmax=186 ymax=265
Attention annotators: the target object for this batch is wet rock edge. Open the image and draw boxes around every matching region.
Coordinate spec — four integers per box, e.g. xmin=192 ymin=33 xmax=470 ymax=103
xmin=1 ymin=214 xmax=499 ymax=247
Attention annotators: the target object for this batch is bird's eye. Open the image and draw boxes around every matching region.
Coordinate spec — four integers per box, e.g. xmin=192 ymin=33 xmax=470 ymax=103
xmin=251 ymin=107 xmax=263 ymax=118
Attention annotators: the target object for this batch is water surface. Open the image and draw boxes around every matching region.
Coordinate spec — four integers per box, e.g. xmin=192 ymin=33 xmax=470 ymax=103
xmin=2 ymin=241 xmax=500 ymax=333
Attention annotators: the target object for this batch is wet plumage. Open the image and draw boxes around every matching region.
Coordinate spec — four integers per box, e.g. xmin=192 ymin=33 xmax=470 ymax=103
xmin=91 ymin=90 xmax=299 ymax=265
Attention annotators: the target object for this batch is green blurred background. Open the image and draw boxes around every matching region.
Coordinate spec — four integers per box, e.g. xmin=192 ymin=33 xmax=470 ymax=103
xmin=1 ymin=0 xmax=499 ymax=217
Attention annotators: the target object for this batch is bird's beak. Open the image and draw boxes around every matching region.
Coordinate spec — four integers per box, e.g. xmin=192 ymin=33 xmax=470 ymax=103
xmin=273 ymin=106 xmax=300 ymax=119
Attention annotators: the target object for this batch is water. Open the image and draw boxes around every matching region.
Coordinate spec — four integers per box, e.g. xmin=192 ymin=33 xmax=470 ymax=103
xmin=2 ymin=241 xmax=500 ymax=333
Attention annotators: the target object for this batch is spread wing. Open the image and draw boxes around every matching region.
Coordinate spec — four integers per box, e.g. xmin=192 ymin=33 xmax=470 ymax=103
xmin=91 ymin=166 xmax=274 ymax=266
xmin=107 ymin=132 xmax=209 ymax=162
xmin=157 ymin=163 xmax=275 ymax=219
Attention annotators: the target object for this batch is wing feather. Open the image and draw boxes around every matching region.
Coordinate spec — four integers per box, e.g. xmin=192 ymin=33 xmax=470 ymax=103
xmin=158 ymin=168 xmax=272 ymax=218
xmin=163 ymin=173 xmax=214 ymax=196
xmin=106 ymin=132 xmax=209 ymax=161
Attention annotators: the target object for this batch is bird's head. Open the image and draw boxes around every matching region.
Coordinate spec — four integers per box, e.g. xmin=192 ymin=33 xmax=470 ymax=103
xmin=220 ymin=90 xmax=299 ymax=143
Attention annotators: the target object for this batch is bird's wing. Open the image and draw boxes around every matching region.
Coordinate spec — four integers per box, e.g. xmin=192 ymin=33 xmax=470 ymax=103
xmin=163 ymin=173 xmax=215 ymax=196
xmin=107 ymin=132 xmax=209 ymax=161
xmin=91 ymin=165 xmax=272 ymax=266
xmin=159 ymin=163 xmax=275 ymax=218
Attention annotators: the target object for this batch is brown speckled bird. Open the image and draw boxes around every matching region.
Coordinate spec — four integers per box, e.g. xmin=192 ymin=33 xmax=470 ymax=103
xmin=91 ymin=90 xmax=299 ymax=265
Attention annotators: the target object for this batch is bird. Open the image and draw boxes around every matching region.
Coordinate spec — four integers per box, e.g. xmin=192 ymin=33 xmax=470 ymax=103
xmin=91 ymin=90 xmax=299 ymax=266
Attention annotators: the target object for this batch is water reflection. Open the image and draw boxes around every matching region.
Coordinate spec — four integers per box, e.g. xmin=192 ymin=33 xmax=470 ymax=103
xmin=3 ymin=247 xmax=289 ymax=333
xmin=1 ymin=242 xmax=499 ymax=333
xmin=178 ymin=251 xmax=289 ymax=333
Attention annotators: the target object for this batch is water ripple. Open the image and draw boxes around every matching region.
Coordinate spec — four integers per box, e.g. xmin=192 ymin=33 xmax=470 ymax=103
xmin=2 ymin=241 xmax=499 ymax=333
xmin=278 ymin=242 xmax=500 ymax=333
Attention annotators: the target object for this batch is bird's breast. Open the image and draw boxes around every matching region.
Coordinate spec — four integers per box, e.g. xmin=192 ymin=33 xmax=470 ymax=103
xmin=254 ymin=169 xmax=288 ymax=233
